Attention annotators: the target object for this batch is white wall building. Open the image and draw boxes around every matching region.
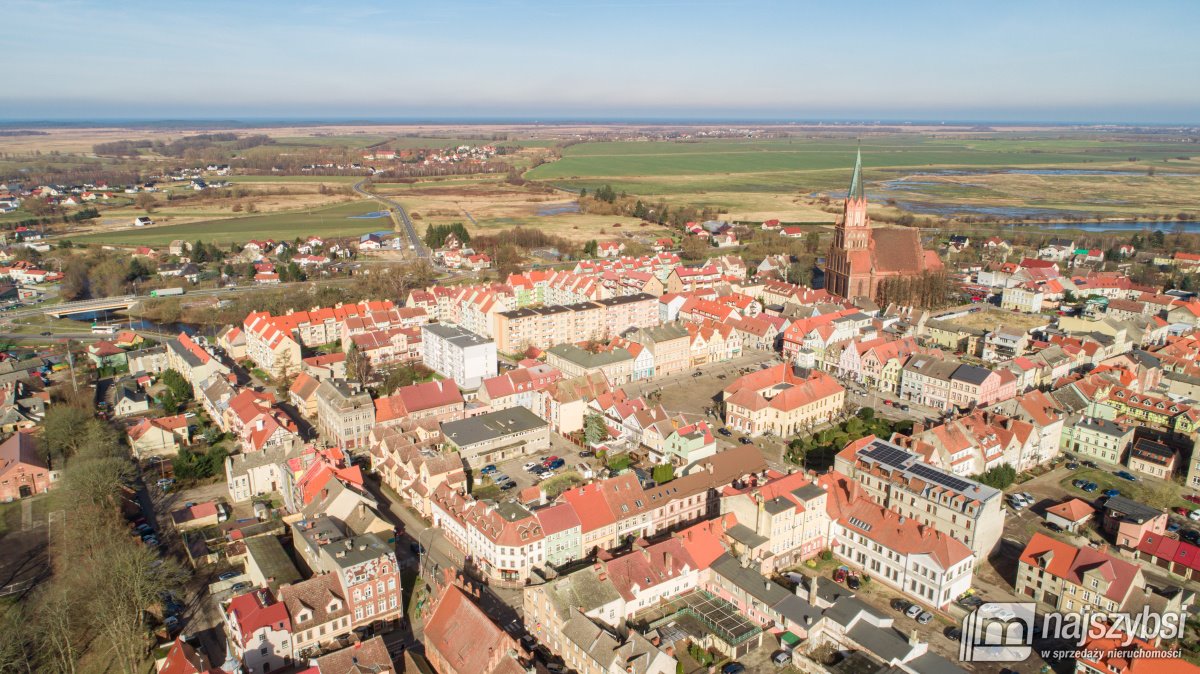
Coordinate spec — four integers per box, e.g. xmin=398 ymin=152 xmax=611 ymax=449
xmin=421 ymin=323 xmax=497 ymax=389
xmin=832 ymin=499 xmax=975 ymax=610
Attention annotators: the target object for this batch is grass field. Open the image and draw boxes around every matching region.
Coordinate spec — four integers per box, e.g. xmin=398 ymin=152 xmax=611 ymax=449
xmin=942 ymin=308 xmax=1052 ymax=333
xmin=67 ymin=199 xmax=390 ymax=245
xmin=524 ymin=135 xmax=1200 ymax=220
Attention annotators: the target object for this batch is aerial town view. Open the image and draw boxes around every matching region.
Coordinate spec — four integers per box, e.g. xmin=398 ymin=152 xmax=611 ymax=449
xmin=2 ymin=2 xmax=1200 ymax=674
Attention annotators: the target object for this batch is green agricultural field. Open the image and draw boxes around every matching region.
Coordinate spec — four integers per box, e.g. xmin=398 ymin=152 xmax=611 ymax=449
xmin=223 ymin=174 xmax=363 ymax=184
xmin=66 ymin=199 xmax=390 ymax=246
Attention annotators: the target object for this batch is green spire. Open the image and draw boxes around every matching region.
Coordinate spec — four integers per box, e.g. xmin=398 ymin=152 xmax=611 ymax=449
xmin=848 ymin=146 xmax=864 ymax=200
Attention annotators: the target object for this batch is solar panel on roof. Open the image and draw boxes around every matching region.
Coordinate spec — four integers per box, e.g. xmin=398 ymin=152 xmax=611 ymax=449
xmin=863 ymin=442 xmax=912 ymax=468
xmin=909 ymin=463 xmax=974 ymax=493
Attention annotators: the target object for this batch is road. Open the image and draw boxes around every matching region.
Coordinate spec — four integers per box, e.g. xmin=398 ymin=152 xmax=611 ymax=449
xmin=353 ymin=179 xmax=430 ymax=259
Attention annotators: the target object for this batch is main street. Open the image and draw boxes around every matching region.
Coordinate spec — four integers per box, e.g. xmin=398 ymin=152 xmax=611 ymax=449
xmin=353 ymin=179 xmax=430 ymax=259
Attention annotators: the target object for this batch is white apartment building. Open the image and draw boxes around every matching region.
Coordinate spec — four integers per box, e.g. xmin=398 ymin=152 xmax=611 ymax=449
xmin=420 ymin=323 xmax=497 ymax=389
xmin=832 ymin=499 xmax=975 ymax=609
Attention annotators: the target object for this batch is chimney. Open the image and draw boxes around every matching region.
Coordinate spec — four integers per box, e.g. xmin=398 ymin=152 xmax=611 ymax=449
xmin=909 ymin=631 xmax=920 ymax=646
xmin=664 ymin=551 xmax=673 ymax=569
xmin=256 ymin=417 xmax=264 ymax=432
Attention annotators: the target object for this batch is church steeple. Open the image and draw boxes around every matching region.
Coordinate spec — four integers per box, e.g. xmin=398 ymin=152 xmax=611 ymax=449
xmin=847 ymin=145 xmax=864 ymax=201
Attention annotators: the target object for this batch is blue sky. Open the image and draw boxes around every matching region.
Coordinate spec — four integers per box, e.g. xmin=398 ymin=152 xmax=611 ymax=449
xmin=4 ymin=0 xmax=1198 ymax=122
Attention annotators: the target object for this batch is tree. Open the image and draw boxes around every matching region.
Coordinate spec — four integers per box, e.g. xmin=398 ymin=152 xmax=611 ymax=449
xmin=972 ymin=464 xmax=1017 ymax=491
xmin=583 ymin=413 xmax=607 ymax=446
xmin=0 ymin=602 xmax=32 ymax=674
xmin=39 ymin=406 xmax=96 ymax=468
xmin=804 ymin=231 xmax=821 ymax=254
xmin=652 ymin=464 xmax=675 ymax=485
xmin=583 ymin=240 xmax=598 ymax=257
xmin=60 ymin=259 xmax=89 ymax=301
xmin=134 ymin=192 xmax=156 ymax=213
xmin=680 ymin=236 xmax=709 ymax=262
xmin=159 ymin=389 xmax=180 ymax=415
xmin=160 ymin=369 xmax=192 ymax=402
xmin=346 ymin=342 xmax=372 ymax=384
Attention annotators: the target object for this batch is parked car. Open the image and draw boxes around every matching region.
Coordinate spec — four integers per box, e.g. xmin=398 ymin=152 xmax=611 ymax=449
xmin=1066 ymin=462 xmax=1080 ymax=470
xmin=718 ymin=427 xmax=732 ymax=437
xmin=492 ymin=473 xmax=513 ymax=485
xmin=542 ymin=455 xmax=560 ymax=468
xmin=523 ymin=462 xmax=540 ymax=472
xmin=1115 ymin=471 xmax=1138 ymax=482
xmin=1190 ymin=510 xmax=1200 ymax=523
xmin=231 ymin=582 xmax=251 ymax=592
xmin=739 ymin=436 xmax=752 ymax=444
xmin=500 ymin=482 xmax=517 ymax=491
xmin=771 ymin=651 xmax=792 ymax=666
xmin=480 ymin=464 xmax=497 ymax=475
xmin=1173 ymin=507 xmax=1191 ymax=517
xmin=1043 ymin=521 xmax=1063 ymax=532
xmin=1103 ymin=489 xmax=1121 ymax=498
xmin=833 ymin=567 xmax=846 ymax=584
xmin=578 ymin=450 xmax=594 ymax=458
xmin=899 ymin=404 xmax=910 ymax=411
xmin=218 ymin=571 xmax=240 ymax=582
xmin=905 ymin=604 xmax=923 ymax=619
xmin=721 ymin=664 xmax=745 ymax=674
xmin=1019 ymin=492 xmax=1034 ymax=503
xmin=846 ymin=574 xmax=861 ymax=590
xmin=1082 ymin=460 xmax=1098 ymax=468
xmin=1185 ymin=495 xmax=1200 ymax=505
xmin=1082 ymin=482 xmax=1099 ymax=493
xmin=1183 ymin=530 xmax=1200 ymax=544
xmin=891 ymin=598 xmax=913 ymax=613
xmin=917 ymin=611 xmax=933 ymax=625
xmin=945 ymin=627 xmax=963 ymax=641
xmin=548 ymin=458 xmax=565 ymax=470
xmin=1168 ymin=522 xmax=1182 ymax=533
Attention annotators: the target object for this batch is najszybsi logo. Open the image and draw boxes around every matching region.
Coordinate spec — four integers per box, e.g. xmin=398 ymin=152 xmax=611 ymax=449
xmin=959 ymin=603 xmax=1188 ymax=663
xmin=959 ymin=602 xmax=1036 ymax=662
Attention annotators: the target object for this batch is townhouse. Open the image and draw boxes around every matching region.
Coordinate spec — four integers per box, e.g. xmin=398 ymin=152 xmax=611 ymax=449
xmin=430 ymin=484 xmax=547 ymax=585
xmin=314 ymin=380 xmax=375 ymax=451
xmin=493 ymin=293 xmax=658 ymax=353
xmin=719 ymin=470 xmax=829 ymax=572
xmin=831 ymin=498 xmax=975 ymax=609
xmin=1016 ymin=533 xmax=1147 ymax=614
xmin=834 ymin=436 xmax=1005 ymax=559
xmin=224 ymin=589 xmax=293 ymax=674
xmin=373 ymin=380 xmax=464 ymax=428
xmin=626 ymin=322 xmax=690 ymax=378
xmin=722 ymin=364 xmax=845 ymax=437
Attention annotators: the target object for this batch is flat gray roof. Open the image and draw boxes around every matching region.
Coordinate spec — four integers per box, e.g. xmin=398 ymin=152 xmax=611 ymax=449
xmin=441 ymin=406 xmax=547 ymax=448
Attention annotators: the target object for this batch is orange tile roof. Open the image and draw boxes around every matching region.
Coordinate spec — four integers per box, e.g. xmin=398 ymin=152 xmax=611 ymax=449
xmin=1046 ymin=498 xmax=1094 ymax=523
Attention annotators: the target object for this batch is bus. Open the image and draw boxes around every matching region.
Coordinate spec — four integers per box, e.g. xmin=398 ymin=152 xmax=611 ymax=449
xmin=91 ymin=324 xmax=118 ymax=335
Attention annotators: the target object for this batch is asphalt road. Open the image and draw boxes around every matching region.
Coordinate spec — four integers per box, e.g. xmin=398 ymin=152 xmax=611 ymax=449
xmin=353 ymin=180 xmax=430 ymax=259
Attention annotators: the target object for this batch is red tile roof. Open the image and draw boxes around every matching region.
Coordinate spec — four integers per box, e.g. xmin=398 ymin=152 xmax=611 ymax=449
xmin=423 ymin=584 xmax=523 ymax=674
xmin=1046 ymin=498 xmax=1094 ymax=523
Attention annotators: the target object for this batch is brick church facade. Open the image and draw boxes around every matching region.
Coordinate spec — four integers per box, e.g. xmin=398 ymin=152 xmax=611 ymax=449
xmin=824 ymin=150 xmax=942 ymax=302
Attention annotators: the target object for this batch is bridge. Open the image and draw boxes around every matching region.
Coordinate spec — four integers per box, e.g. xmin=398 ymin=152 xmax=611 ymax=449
xmin=43 ymin=295 xmax=139 ymax=318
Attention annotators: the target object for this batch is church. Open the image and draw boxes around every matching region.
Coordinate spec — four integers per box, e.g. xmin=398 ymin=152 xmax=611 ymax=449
xmin=824 ymin=150 xmax=942 ymax=302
